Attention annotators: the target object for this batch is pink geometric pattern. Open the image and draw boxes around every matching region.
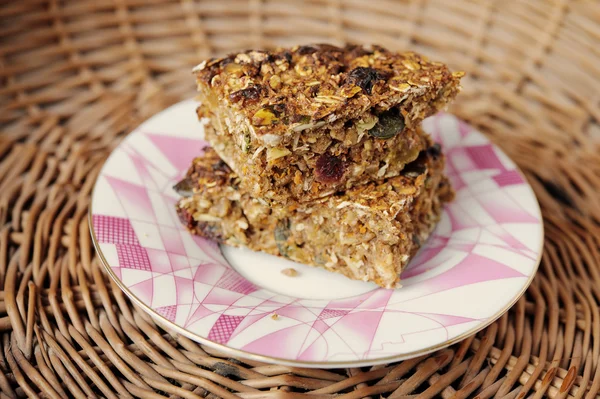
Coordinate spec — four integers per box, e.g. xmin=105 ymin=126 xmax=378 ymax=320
xmin=216 ymin=268 xmax=258 ymax=295
xmin=493 ymin=170 xmax=523 ymax=187
xmin=156 ymin=305 xmax=177 ymax=322
xmin=116 ymin=244 xmax=151 ymax=271
xmin=208 ymin=315 xmax=244 ymax=343
xmin=318 ymin=309 xmax=349 ymax=319
xmin=93 ymin=215 xmax=139 ymax=245
xmin=90 ymin=100 xmax=543 ymax=367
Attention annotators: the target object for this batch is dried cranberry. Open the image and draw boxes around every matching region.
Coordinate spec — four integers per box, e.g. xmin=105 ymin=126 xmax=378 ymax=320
xmin=345 ymin=67 xmax=390 ymax=95
xmin=229 ymin=85 xmax=263 ymax=104
xmin=176 ymin=206 xmax=194 ymax=228
xmin=315 ymin=153 xmax=346 ymax=184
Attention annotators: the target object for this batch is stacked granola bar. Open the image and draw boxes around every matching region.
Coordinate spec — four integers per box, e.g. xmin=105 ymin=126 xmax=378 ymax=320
xmin=175 ymin=44 xmax=462 ymax=288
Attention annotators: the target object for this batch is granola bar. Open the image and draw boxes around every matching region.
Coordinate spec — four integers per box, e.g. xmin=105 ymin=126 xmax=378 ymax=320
xmin=175 ymin=144 xmax=454 ymax=288
xmin=194 ymin=44 xmax=463 ymax=203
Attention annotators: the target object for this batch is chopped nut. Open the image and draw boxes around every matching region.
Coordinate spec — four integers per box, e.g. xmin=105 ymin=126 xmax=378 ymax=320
xmin=271 ymin=313 xmax=279 ymax=320
xmin=291 ymin=120 xmax=327 ymax=132
xmin=197 ymin=199 xmax=212 ymax=208
xmin=236 ymin=220 xmax=249 ymax=230
xmin=193 ymin=213 xmax=222 ymax=222
xmin=269 ymin=75 xmax=281 ymax=89
xmin=356 ymin=114 xmax=378 ymax=133
xmin=281 ymin=268 xmax=298 ymax=277
xmin=267 ymin=147 xmax=291 ymax=162
xmin=252 ymin=108 xmax=279 ymax=126
xmin=389 ymin=80 xmax=411 ymax=93
xmin=340 ymin=85 xmax=362 ymax=98
xmin=294 ymin=64 xmax=313 ymax=76
xmin=234 ymin=53 xmax=251 ymax=64
xmin=396 ymin=186 xmax=417 ymax=195
xmin=241 ymin=133 xmax=251 ymax=153
xmin=224 ymin=62 xmax=243 ymax=75
xmin=314 ymin=95 xmax=345 ymax=104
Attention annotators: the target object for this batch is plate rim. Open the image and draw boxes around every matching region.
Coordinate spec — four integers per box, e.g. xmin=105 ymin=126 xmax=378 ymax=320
xmin=89 ymin=99 xmax=544 ymax=368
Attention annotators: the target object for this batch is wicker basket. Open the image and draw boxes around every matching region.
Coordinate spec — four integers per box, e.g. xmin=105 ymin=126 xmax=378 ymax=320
xmin=2 ymin=0 xmax=600 ymax=397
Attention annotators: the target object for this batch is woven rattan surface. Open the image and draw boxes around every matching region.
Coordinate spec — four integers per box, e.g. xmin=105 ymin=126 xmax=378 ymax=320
xmin=2 ymin=0 xmax=600 ymax=397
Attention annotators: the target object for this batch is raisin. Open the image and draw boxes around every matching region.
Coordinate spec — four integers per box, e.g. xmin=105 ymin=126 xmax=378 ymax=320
xmin=345 ymin=44 xmax=373 ymax=58
xmin=291 ymin=114 xmax=311 ymax=123
xmin=212 ymin=159 xmax=230 ymax=173
xmin=274 ymin=219 xmax=291 ymax=257
xmin=401 ymin=163 xmax=427 ymax=178
xmin=297 ymin=45 xmax=319 ymax=55
xmin=315 ymin=153 xmax=346 ymax=184
xmin=412 ymin=234 xmax=421 ymax=246
xmin=272 ymin=103 xmax=286 ymax=114
xmin=229 ymin=85 xmax=262 ymax=104
xmin=297 ymin=44 xmax=341 ymax=55
xmin=196 ymin=222 xmax=224 ymax=241
xmin=282 ymin=50 xmax=293 ymax=64
xmin=368 ymin=109 xmax=405 ymax=139
xmin=426 ymin=143 xmax=442 ymax=158
xmin=173 ymin=178 xmax=194 ymax=197
xmin=345 ymin=67 xmax=390 ymax=95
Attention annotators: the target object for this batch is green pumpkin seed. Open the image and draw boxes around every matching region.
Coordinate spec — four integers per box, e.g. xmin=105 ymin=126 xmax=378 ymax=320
xmin=368 ymin=109 xmax=405 ymax=139
xmin=274 ymin=219 xmax=291 ymax=257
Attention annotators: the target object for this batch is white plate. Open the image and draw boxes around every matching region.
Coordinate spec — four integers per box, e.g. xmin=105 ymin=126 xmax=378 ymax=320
xmin=90 ymin=99 xmax=543 ymax=368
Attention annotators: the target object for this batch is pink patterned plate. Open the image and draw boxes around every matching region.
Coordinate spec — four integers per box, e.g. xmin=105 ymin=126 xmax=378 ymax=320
xmin=90 ymin=99 xmax=543 ymax=368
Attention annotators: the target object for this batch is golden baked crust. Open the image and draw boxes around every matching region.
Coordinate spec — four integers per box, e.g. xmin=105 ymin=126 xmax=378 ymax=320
xmin=202 ymin=121 xmax=429 ymax=203
xmin=194 ymin=44 xmax=463 ymax=137
xmin=193 ymin=44 xmax=462 ymax=202
xmin=175 ymin=144 xmax=454 ymax=288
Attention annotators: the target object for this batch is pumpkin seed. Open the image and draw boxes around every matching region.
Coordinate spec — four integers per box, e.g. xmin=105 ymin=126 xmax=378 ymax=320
xmin=368 ymin=109 xmax=405 ymax=139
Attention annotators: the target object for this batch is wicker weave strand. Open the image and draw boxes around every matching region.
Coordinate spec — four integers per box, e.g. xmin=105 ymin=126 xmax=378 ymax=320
xmin=1 ymin=0 xmax=600 ymax=397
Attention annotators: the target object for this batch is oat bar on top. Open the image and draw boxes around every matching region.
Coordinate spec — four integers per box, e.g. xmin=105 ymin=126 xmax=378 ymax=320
xmin=175 ymin=142 xmax=454 ymax=289
xmin=194 ymin=44 xmax=463 ymax=203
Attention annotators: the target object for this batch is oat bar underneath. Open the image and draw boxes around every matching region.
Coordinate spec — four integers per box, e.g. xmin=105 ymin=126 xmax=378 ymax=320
xmin=176 ymin=146 xmax=454 ymax=289
xmin=194 ymin=44 xmax=463 ymax=203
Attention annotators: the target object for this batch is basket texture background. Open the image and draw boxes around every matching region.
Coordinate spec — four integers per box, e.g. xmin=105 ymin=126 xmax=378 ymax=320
xmin=2 ymin=0 xmax=600 ymax=397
